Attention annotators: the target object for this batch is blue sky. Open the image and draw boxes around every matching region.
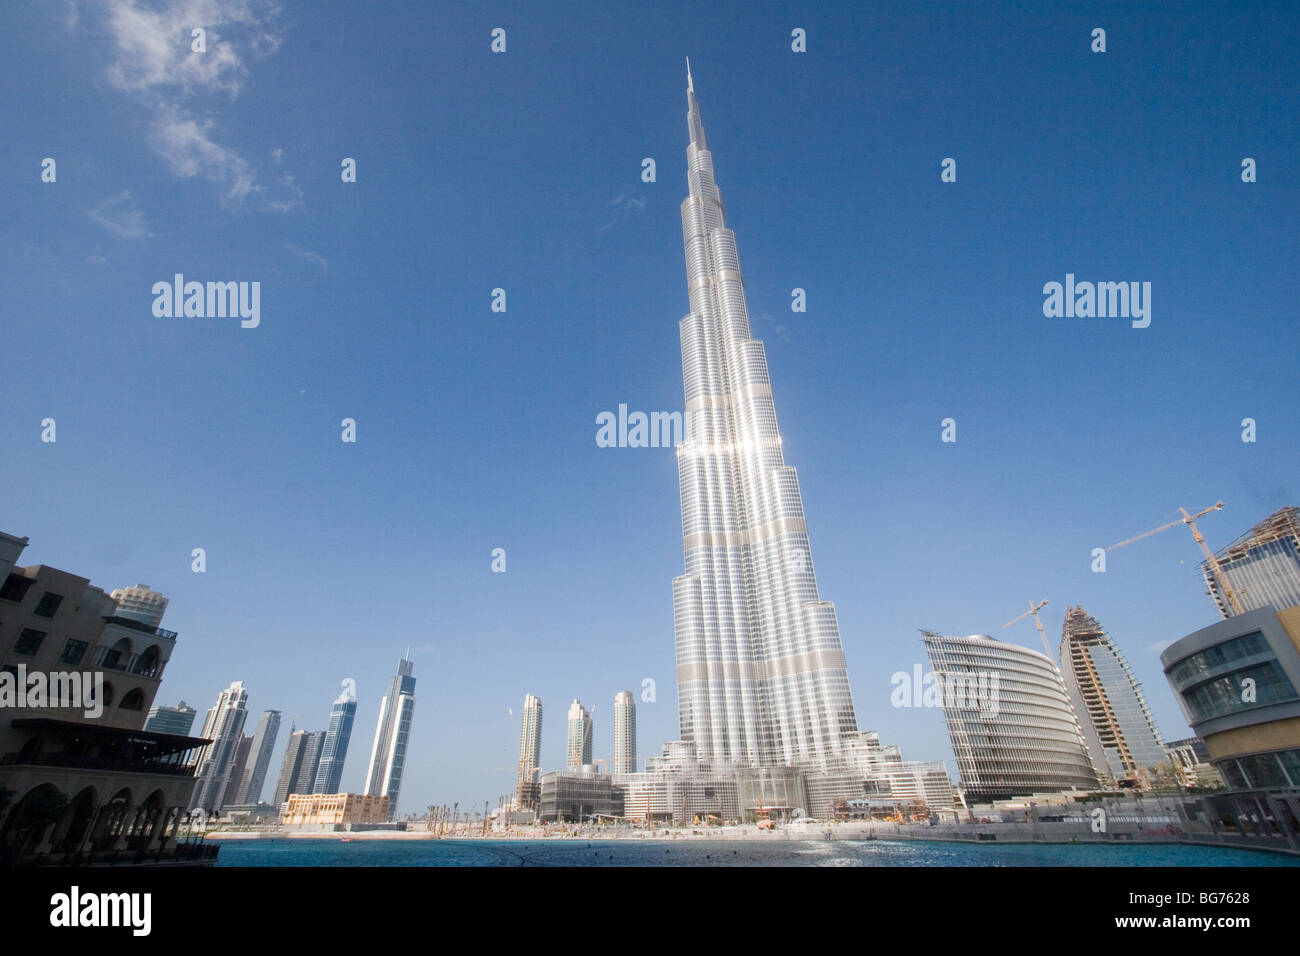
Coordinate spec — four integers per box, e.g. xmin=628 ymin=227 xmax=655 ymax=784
xmin=2 ymin=1 xmax=1298 ymax=814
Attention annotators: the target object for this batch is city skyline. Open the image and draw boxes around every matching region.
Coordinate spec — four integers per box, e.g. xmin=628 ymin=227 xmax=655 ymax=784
xmin=2 ymin=3 xmax=1297 ymax=813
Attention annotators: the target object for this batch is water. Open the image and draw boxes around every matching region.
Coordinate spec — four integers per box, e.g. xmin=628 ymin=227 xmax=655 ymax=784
xmin=212 ymin=838 xmax=1298 ymax=867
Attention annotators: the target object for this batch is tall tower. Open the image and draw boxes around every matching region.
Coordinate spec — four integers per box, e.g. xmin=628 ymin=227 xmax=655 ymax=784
xmin=672 ymin=65 xmax=858 ymax=769
xmin=313 ymin=683 xmax=358 ymax=794
xmin=613 ymin=690 xmax=637 ymax=774
xmin=1059 ymin=607 xmax=1166 ymax=782
xmin=274 ymin=726 xmax=326 ymax=806
xmin=566 ymin=699 xmax=592 ymax=768
xmin=363 ymin=657 xmax=417 ymax=817
xmin=516 ymin=694 xmax=543 ymax=808
xmin=190 ymin=680 xmax=250 ymax=810
xmin=233 ymin=709 xmax=282 ymax=804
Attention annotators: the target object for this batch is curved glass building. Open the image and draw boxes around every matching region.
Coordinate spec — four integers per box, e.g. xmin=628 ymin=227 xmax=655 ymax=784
xmin=1059 ymin=606 xmax=1166 ymax=783
xmin=671 ymin=65 xmax=858 ymax=771
xmin=922 ymin=631 xmax=1099 ymax=802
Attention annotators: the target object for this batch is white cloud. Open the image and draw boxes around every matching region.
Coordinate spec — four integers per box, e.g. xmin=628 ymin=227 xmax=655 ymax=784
xmin=1145 ymin=641 xmax=1174 ymax=654
xmin=99 ymin=0 xmax=288 ymax=207
xmin=286 ymin=242 xmax=327 ymax=273
xmin=87 ymin=191 xmax=151 ymax=238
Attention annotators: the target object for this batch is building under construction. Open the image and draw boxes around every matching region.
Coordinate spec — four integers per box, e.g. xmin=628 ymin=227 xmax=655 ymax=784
xmin=1202 ymin=506 xmax=1300 ymax=619
xmin=1058 ymin=607 xmax=1167 ymax=786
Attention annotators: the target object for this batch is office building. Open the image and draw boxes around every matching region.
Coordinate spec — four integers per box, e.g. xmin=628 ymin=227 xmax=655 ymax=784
xmin=922 ymin=630 xmax=1099 ymax=802
xmin=363 ymin=657 xmax=416 ymax=818
xmin=313 ymin=685 xmax=357 ymax=794
xmin=538 ymin=767 xmax=623 ymax=823
xmin=232 ymin=709 xmax=281 ymax=805
xmin=1059 ymin=606 xmax=1167 ymax=784
xmin=566 ymin=699 xmax=593 ymax=769
xmin=144 ymin=701 xmax=197 ymax=737
xmin=274 ymin=727 xmax=326 ymax=807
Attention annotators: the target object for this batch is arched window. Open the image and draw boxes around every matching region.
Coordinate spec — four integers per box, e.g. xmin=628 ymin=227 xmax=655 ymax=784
xmin=120 ymin=688 xmax=145 ymax=711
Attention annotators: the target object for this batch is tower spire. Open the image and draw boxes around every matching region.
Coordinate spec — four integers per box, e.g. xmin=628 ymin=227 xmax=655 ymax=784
xmin=686 ymin=56 xmax=693 ymax=93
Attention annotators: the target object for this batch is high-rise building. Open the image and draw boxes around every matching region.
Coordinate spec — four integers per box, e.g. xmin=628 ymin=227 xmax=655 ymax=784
xmin=670 ymin=65 xmax=859 ymax=771
xmin=109 ymin=583 xmax=169 ymax=628
xmin=274 ymin=727 xmax=327 ymax=807
xmin=1202 ymin=506 xmax=1300 ymax=619
xmin=313 ymin=685 xmax=357 ymax=794
xmin=1058 ymin=606 xmax=1166 ymax=783
xmin=922 ymin=631 xmax=1099 ymax=802
xmin=516 ymin=694 xmax=543 ymax=809
xmin=144 ymin=701 xmax=197 ymax=736
xmin=221 ymin=734 xmax=254 ymax=806
xmin=613 ymin=690 xmax=637 ymax=774
xmin=566 ymin=699 xmax=592 ymax=769
xmin=190 ymin=680 xmax=250 ymax=810
xmin=363 ymin=657 xmax=416 ymax=817
xmin=233 ymin=709 xmax=281 ymax=805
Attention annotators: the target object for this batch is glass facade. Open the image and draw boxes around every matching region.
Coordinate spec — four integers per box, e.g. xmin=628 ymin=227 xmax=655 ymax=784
xmin=1058 ymin=606 xmax=1166 ymax=780
xmin=671 ymin=68 xmax=858 ymax=771
xmin=923 ymin=631 xmax=1099 ymax=802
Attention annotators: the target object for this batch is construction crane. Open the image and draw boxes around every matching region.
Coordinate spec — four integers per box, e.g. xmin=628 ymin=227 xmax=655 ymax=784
xmin=1106 ymin=501 xmax=1245 ymax=615
xmin=1003 ymin=599 xmax=1052 ymax=658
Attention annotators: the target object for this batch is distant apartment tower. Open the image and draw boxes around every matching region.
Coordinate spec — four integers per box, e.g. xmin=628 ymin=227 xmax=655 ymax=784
xmin=109 ymin=583 xmax=169 ymax=628
xmin=922 ymin=631 xmax=1099 ymax=802
xmin=363 ymin=657 xmax=416 ymax=817
xmin=516 ymin=694 xmax=543 ymax=809
xmin=232 ymin=709 xmax=282 ymax=805
xmin=567 ymin=699 xmax=593 ymax=769
xmin=1059 ymin=606 xmax=1166 ymax=782
xmin=1203 ymin=506 xmax=1300 ymax=619
xmin=190 ymin=680 xmax=250 ymax=810
xmin=144 ymin=701 xmax=197 ymax=736
xmin=613 ymin=690 xmax=637 ymax=774
xmin=221 ymin=734 xmax=254 ymax=805
xmin=275 ymin=727 xmax=327 ymax=806
xmin=313 ymin=685 xmax=358 ymax=794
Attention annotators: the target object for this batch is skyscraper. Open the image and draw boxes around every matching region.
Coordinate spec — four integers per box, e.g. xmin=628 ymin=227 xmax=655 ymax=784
xmin=671 ymin=65 xmax=858 ymax=769
xmin=274 ymin=726 xmax=326 ymax=806
xmin=233 ymin=709 xmax=282 ymax=805
xmin=221 ymin=734 xmax=254 ymax=806
xmin=922 ymin=631 xmax=1099 ymax=802
xmin=516 ymin=694 xmax=543 ymax=809
xmin=363 ymin=657 xmax=416 ymax=817
xmin=1202 ymin=506 xmax=1300 ymax=619
xmin=1059 ymin=607 xmax=1166 ymax=782
xmin=109 ymin=583 xmax=169 ymax=628
xmin=313 ymin=683 xmax=357 ymax=794
xmin=613 ymin=690 xmax=637 ymax=774
xmin=190 ymin=680 xmax=250 ymax=810
xmin=566 ymin=699 xmax=592 ymax=769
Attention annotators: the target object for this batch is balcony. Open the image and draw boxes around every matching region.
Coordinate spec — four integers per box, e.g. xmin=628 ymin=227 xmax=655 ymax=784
xmin=91 ymin=644 xmax=167 ymax=679
xmin=1 ymin=750 xmax=198 ymax=778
